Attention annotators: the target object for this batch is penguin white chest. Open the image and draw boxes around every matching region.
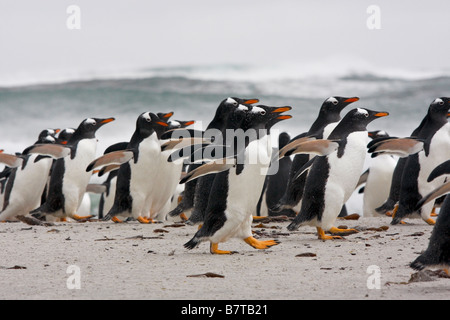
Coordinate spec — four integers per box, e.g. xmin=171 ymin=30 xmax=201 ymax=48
xmin=62 ymin=138 xmax=97 ymax=213
xmin=328 ymin=131 xmax=368 ymax=199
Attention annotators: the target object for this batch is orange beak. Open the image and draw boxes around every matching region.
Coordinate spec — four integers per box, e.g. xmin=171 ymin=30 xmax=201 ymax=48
xmin=157 ymin=121 xmax=169 ymax=127
xmin=374 ymin=112 xmax=389 ymax=117
xmin=272 ymin=106 xmax=292 ymax=113
xmin=344 ymin=97 xmax=359 ymax=103
xmin=184 ymin=121 xmax=195 ymax=126
xmin=100 ymin=118 xmax=115 ymax=124
xmin=243 ymin=99 xmax=259 ymax=105
xmin=163 ymin=112 xmax=174 ymax=118
xmin=277 ymin=115 xmax=292 ymax=120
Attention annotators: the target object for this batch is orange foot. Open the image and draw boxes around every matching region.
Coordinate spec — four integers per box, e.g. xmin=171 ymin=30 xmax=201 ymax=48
xmin=72 ymin=214 xmax=93 ymax=221
xmin=317 ymin=227 xmax=342 ymax=240
xmin=329 ymin=226 xmax=359 ymax=235
xmin=210 ymin=243 xmax=237 ymax=255
xmin=137 ymin=216 xmax=155 ymax=224
xmin=244 ymin=236 xmax=280 ymax=249
xmin=111 ymin=216 xmax=123 ymax=223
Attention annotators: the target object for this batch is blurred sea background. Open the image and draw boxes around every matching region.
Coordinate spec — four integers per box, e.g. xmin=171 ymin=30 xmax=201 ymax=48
xmin=1 ymin=0 xmax=449 ymax=214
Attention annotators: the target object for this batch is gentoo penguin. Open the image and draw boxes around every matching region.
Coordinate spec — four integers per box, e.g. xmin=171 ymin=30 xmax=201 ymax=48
xmin=88 ymin=112 xmax=169 ymax=223
xmin=287 ymin=108 xmax=389 ymax=239
xmin=374 ymin=116 xmax=427 ymax=216
xmin=182 ymin=104 xmax=291 ymax=254
xmin=167 ymin=97 xmax=259 ymax=221
xmin=152 ymin=117 xmax=195 ymax=221
xmin=411 ymin=160 xmax=450 ymax=272
xmin=0 ymin=129 xmax=66 ymax=222
xmin=361 ymin=130 xmax=397 ymax=217
xmin=30 ymin=117 xmax=115 ymax=221
xmin=272 ymin=96 xmax=359 ymax=213
xmin=372 ymin=98 xmax=450 ymax=225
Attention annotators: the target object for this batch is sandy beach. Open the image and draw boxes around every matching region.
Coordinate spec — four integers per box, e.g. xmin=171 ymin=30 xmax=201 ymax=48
xmin=0 ymin=214 xmax=448 ymax=301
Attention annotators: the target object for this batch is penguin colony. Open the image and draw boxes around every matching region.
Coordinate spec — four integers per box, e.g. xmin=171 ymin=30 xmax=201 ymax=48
xmin=0 ymin=96 xmax=449 ymax=274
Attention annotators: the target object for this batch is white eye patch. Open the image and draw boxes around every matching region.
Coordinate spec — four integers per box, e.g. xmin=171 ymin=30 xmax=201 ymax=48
xmin=434 ymin=98 xmax=444 ymax=105
xmin=85 ymin=118 xmax=96 ymax=125
xmin=226 ymin=97 xmax=237 ymax=105
xmin=142 ymin=112 xmax=151 ymax=122
xmin=326 ymin=97 xmax=338 ymax=105
xmin=251 ymin=106 xmax=265 ymax=114
xmin=356 ymin=108 xmax=369 ymax=117
xmin=237 ymin=104 xmax=248 ymax=111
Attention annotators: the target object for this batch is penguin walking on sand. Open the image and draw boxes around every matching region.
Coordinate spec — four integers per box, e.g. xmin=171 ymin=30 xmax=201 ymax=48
xmin=88 ymin=112 xmax=169 ymax=223
xmin=182 ymin=104 xmax=292 ymax=254
xmin=31 ymin=117 xmax=115 ymax=221
xmin=410 ymin=160 xmax=450 ymax=273
xmin=0 ymin=129 xmax=67 ymax=222
xmin=272 ymin=96 xmax=359 ymax=214
xmin=166 ymin=97 xmax=259 ymax=222
xmin=361 ymin=130 xmax=397 ymax=217
xmin=153 ymin=117 xmax=195 ymax=221
xmin=369 ymin=98 xmax=450 ymax=225
xmin=287 ymin=108 xmax=389 ymax=240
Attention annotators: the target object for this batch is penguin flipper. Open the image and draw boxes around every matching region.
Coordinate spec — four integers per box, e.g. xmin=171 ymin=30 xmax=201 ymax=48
xmin=86 ymin=150 xmax=133 ymax=172
xmin=0 ymin=153 xmax=23 ymax=168
xmin=97 ymin=164 xmax=120 ymax=177
xmin=356 ymin=168 xmax=370 ymax=188
xmin=161 ymin=137 xmax=210 ymax=152
xmin=167 ymin=143 xmax=211 ymax=163
xmin=26 ymin=144 xmax=71 ymax=159
xmin=179 ymin=160 xmax=234 ymax=184
xmin=281 ymin=140 xmax=339 ymax=159
xmin=188 ymin=145 xmax=239 ymax=164
xmin=415 ymin=182 xmax=450 ymax=211
xmin=428 ymin=160 xmax=450 ymax=182
xmin=278 ymin=136 xmax=316 ymax=159
xmin=367 ymin=138 xmax=424 ymax=158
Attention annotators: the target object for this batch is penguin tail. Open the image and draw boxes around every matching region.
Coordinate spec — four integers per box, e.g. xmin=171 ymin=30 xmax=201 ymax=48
xmin=375 ymin=199 xmax=396 ymax=215
xmin=184 ymin=236 xmax=202 ymax=250
xmin=270 ymin=201 xmax=291 ymax=213
xmin=410 ymin=257 xmax=426 ymax=271
xmin=30 ymin=206 xmax=46 ymax=220
xmin=168 ymin=204 xmax=184 ymax=217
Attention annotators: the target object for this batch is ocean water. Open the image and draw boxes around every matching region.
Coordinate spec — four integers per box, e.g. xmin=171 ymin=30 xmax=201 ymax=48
xmin=0 ymin=63 xmax=449 ymax=214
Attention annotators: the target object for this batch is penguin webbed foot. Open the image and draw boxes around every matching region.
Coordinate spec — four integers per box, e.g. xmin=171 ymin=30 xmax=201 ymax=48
xmin=316 ymin=227 xmax=343 ymax=240
xmin=328 ymin=226 xmax=359 ymax=236
xmin=244 ymin=236 xmax=280 ymax=250
xmin=72 ymin=214 xmax=94 ymax=221
xmin=210 ymin=243 xmax=238 ymax=255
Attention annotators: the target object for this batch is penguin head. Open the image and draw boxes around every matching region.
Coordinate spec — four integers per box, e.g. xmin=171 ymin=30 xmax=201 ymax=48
xmin=37 ymin=128 xmax=60 ymax=144
xmin=167 ymin=119 xmax=196 ymax=130
xmin=74 ymin=117 xmax=115 ymax=140
xmin=57 ymin=128 xmax=75 ymax=145
xmin=343 ymin=108 xmax=389 ymax=131
xmin=208 ymin=97 xmax=259 ymax=130
xmin=321 ymin=96 xmax=359 ymax=116
xmin=368 ymin=130 xmax=389 ymax=140
xmin=136 ymin=112 xmax=169 ymax=139
xmin=157 ymin=111 xmax=174 ymax=121
xmin=428 ymin=97 xmax=450 ymax=120
xmin=244 ymin=105 xmax=292 ymax=130
xmin=278 ymin=132 xmax=291 ymax=149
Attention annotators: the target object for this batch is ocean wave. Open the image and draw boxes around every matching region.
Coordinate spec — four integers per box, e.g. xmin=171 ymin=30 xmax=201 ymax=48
xmin=1 ymin=58 xmax=448 ymax=89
